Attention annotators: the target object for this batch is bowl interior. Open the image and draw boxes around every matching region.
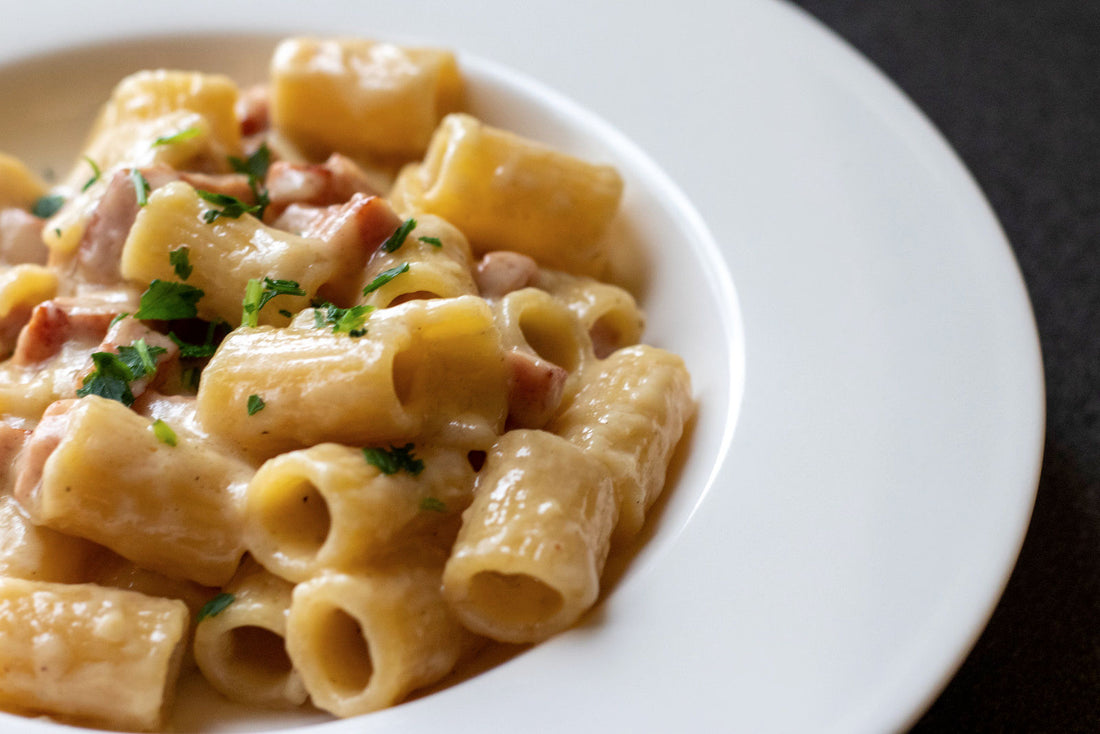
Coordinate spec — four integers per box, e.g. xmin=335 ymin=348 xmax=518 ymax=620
xmin=0 ymin=33 xmax=744 ymax=733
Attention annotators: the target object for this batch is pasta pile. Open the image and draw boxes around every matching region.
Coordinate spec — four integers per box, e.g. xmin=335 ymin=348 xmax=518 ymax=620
xmin=0 ymin=37 xmax=694 ymax=731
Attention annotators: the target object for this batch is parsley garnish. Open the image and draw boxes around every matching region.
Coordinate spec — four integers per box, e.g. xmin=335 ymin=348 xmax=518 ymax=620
xmin=226 ymin=143 xmax=273 ymax=220
xmin=168 ymin=322 xmax=219 ymax=358
xmin=418 ymin=236 xmax=442 ymax=248
xmin=362 ymin=263 xmax=410 ymax=295
xmin=152 ymin=419 xmax=178 ymax=446
xmin=31 ymin=194 xmax=64 ymax=219
xmin=81 ymin=157 xmax=102 ymax=192
xmin=380 ymin=218 xmax=417 ymax=253
xmin=197 ymin=593 xmax=235 ymax=622
xmin=196 ymin=189 xmax=264 ymax=223
xmin=76 ymin=352 xmax=139 ymax=406
xmin=247 ymin=394 xmax=265 ymax=415
xmin=242 ymin=277 xmax=305 ymax=327
xmin=135 ymin=279 xmax=204 ymax=320
xmin=76 ymin=339 xmax=165 ymax=407
xmin=312 ymin=302 xmax=374 ymax=337
xmin=169 ymin=247 xmax=192 ymax=280
xmin=108 ymin=312 xmax=130 ymax=329
xmin=131 ymin=169 xmax=150 ymax=207
xmin=419 ymin=497 xmax=447 ymax=513
xmin=153 ymin=127 xmax=201 ymax=147
xmin=363 ymin=444 xmax=424 ymax=476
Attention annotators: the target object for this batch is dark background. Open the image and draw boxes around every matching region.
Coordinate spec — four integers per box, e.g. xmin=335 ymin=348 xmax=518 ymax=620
xmin=786 ymin=1 xmax=1099 ymax=731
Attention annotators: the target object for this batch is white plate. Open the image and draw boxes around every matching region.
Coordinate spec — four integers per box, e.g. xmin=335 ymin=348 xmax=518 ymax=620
xmin=0 ymin=2 xmax=1043 ymax=733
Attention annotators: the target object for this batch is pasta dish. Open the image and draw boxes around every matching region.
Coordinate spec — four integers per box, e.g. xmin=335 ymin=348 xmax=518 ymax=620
xmin=0 ymin=37 xmax=694 ymax=731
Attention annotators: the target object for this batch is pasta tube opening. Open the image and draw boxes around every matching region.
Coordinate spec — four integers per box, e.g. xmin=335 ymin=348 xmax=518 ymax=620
xmin=252 ymin=477 xmax=332 ymax=559
xmin=308 ymin=606 xmax=374 ymax=694
xmin=227 ymin=626 xmax=296 ymax=684
xmin=465 ymin=571 xmax=565 ymax=629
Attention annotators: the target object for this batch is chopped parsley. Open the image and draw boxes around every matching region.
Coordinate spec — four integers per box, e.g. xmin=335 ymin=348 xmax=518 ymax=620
xmin=197 ymin=189 xmax=264 ymax=223
xmin=362 ymin=263 xmax=410 ymax=295
xmin=76 ymin=339 xmax=166 ymax=407
xmin=81 ymin=157 xmax=102 ymax=192
xmin=135 ymin=279 xmax=204 ymax=320
xmin=31 ymin=194 xmax=64 ymax=219
xmin=242 ymin=277 xmax=305 ymax=327
xmin=418 ymin=236 xmax=442 ymax=248
xmin=169 ymin=247 xmax=193 ymax=280
xmin=227 ymin=143 xmax=272 ymax=220
xmin=380 ymin=218 xmax=417 ymax=253
xmin=363 ymin=444 xmax=424 ymax=476
xmin=153 ymin=127 xmax=201 ymax=147
xmin=247 ymin=394 xmax=266 ymax=415
xmin=131 ymin=169 xmax=150 ymax=207
xmin=419 ymin=497 xmax=447 ymax=513
xmin=108 ymin=312 xmax=130 ymax=329
xmin=312 ymin=302 xmax=373 ymax=337
xmin=151 ymin=419 xmax=178 ymax=446
xmin=197 ymin=592 xmax=235 ymax=622
xmin=168 ymin=319 xmax=222 ymax=359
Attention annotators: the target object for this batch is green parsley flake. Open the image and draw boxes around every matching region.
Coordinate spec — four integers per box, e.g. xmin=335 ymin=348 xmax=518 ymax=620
xmin=363 ymin=444 xmax=424 ymax=476
xmin=228 ymin=144 xmax=272 ymax=221
xmin=242 ymin=277 xmax=305 ymax=327
xmin=362 ymin=263 xmax=410 ymax=295
xmin=247 ymin=394 xmax=266 ymax=415
xmin=197 ymin=593 xmax=235 ymax=621
xmin=197 ymin=189 xmax=264 ymax=223
xmin=76 ymin=352 xmax=138 ymax=406
xmin=81 ymin=157 xmax=102 ymax=192
xmin=31 ymin=194 xmax=64 ymax=219
xmin=168 ymin=319 xmax=223 ymax=359
xmin=419 ymin=497 xmax=447 ymax=513
xmin=153 ymin=127 xmax=201 ymax=147
xmin=418 ymin=236 xmax=443 ymax=248
xmin=380 ymin=218 xmax=417 ymax=253
xmin=152 ymin=419 xmax=178 ymax=446
xmin=108 ymin=312 xmax=130 ymax=329
xmin=312 ymin=302 xmax=374 ymax=337
xmin=131 ymin=169 xmax=150 ymax=207
xmin=135 ymin=279 xmax=204 ymax=321
xmin=169 ymin=247 xmax=193 ymax=281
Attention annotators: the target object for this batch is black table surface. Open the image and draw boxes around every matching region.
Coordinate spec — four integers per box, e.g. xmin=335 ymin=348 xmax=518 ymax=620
xmin=786 ymin=1 xmax=1099 ymax=731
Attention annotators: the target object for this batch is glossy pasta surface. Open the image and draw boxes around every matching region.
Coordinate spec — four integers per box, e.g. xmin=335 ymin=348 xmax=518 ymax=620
xmin=0 ymin=36 xmax=694 ymax=731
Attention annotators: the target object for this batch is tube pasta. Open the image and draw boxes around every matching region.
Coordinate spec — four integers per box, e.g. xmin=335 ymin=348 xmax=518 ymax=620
xmin=0 ymin=493 xmax=97 ymax=583
xmin=13 ymin=396 xmax=251 ymax=586
xmin=245 ymin=443 xmax=474 ymax=582
xmin=549 ymin=345 xmax=694 ymax=542
xmin=193 ymin=558 xmax=307 ymax=708
xmin=442 ymin=429 xmax=616 ymax=643
xmin=360 ymin=214 xmax=477 ymax=308
xmin=0 ymin=578 xmax=188 ymax=731
xmin=197 ymin=295 xmax=507 ymax=455
xmin=271 ymin=37 xmax=463 ymax=160
xmin=0 ymin=152 xmax=46 ymax=209
xmin=390 ymin=113 xmax=623 ymax=276
xmin=534 ymin=269 xmax=644 ymax=357
xmin=120 ymin=181 xmax=332 ymax=326
xmin=287 ymin=560 xmax=479 ymax=717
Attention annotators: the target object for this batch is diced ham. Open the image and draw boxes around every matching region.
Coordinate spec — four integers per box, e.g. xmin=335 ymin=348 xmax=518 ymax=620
xmin=265 ymin=154 xmax=379 ymax=214
xmin=475 ymin=251 xmax=540 ymax=299
xmin=12 ymin=297 xmax=127 ymax=365
xmin=237 ymin=84 xmax=270 ymax=139
xmin=0 ymin=208 xmax=47 ymax=266
xmin=504 ymin=347 xmax=568 ymax=429
xmin=274 ymin=193 xmax=403 ymax=304
xmin=11 ymin=399 xmax=75 ymax=508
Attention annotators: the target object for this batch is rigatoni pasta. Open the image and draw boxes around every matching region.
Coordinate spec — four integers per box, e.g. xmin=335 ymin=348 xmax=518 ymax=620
xmin=0 ymin=34 xmax=694 ymax=731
